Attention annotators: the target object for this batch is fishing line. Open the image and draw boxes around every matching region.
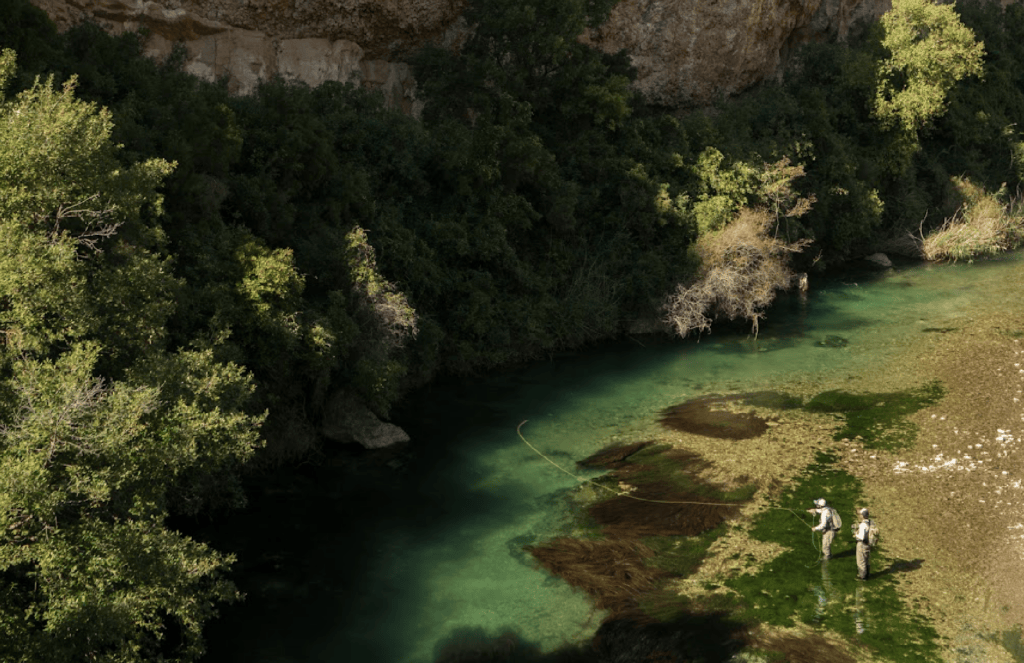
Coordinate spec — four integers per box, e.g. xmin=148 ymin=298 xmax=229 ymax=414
xmin=806 ymin=528 xmax=825 ymax=568
xmin=517 ymin=420 xmax=814 ymax=530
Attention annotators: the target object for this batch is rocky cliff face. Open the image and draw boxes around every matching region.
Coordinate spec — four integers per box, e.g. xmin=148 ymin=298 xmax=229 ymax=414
xmin=586 ymin=0 xmax=890 ymax=107
xmin=30 ymin=0 xmax=890 ymax=110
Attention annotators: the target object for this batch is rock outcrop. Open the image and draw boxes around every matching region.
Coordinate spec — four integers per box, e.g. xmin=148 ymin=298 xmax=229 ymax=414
xmin=30 ymin=0 xmax=892 ymax=110
xmin=864 ymin=252 xmax=894 ymax=267
xmin=29 ymin=0 xmax=445 ymax=113
xmin=322 ymin=390 xmax=411 ymax=450
xmin=585 ymin=0 xmax=890 ymax=107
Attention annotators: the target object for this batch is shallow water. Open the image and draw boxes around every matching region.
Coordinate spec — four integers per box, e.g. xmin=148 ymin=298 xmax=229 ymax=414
xmin=200 ymin=252 xmax=1024 ymax=663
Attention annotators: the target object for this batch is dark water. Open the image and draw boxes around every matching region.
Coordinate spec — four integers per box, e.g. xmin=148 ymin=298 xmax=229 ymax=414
xmin=198 ymin=253 xmax=1024 ymax=663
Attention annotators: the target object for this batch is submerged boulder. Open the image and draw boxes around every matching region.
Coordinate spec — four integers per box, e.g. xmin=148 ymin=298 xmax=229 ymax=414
xmin=817 ymin=335 xmax=850 ymax=348
xmin=864 ymin=252 xmax=893 ymax=267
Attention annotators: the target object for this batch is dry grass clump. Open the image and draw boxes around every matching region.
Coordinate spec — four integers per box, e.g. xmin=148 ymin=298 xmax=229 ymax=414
xmin=663 ymin=208 xmax=810 ymax=338
xmin=920 ymin=178 xmax=1024 ymax=261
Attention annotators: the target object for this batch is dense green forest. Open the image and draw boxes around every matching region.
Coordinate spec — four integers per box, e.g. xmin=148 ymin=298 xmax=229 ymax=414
xmin=1 ymin=0 xmax=1023 ymax=659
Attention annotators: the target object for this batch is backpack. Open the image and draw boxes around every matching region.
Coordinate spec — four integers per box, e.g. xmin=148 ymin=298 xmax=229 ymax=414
xmin=867 ymin=520 xmax=880 ymax=547
xmin=827 ymin=507 xmax=842 ymax=531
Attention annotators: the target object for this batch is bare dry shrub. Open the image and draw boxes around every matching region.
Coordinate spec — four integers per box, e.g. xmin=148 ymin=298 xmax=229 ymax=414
xmin=663 ymin=208 xmax=810 ymax=338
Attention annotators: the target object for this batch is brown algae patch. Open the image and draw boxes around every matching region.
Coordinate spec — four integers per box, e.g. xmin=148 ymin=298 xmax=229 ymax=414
xmin=526 ymin=538 xmax=668 ymax=616
xmin=747 ymin=623 xmax=861 ymax=663
xmin=528 ymin=442 xmax=756 ymax=620
xmin=659 ymin=391 xmax=803 ymax=440
xmin=660 ymin=394 xmax=772 ymax=439
xmin=578 ymin=445 xmax=745 ymax=538
xmin=659 ymin=406 xmax=846 ymax=493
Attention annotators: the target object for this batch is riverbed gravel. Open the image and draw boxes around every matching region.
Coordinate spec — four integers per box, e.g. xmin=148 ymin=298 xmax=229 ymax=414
xmin=856 ymin=317 xmax=1024 ymax=663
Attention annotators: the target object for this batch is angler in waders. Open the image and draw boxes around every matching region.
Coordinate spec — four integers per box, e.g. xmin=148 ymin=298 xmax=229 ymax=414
xmin=854 ymin=508 xmax=873 ymax=580
xmin=807 ymin=498 xmax=841 ymax=560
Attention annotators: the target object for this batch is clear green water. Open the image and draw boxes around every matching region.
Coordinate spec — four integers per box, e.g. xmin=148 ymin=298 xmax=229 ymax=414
xmin=200 ymin=253 xmax=1024 ymax=663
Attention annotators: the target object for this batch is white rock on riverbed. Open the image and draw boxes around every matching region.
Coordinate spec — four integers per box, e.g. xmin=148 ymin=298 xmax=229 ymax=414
xmin=864 ymin=252 xmax=893 ymax=267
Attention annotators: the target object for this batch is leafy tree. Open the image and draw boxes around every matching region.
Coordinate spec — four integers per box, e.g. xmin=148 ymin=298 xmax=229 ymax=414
xmin=0 ymin=345 xmax=252 ymax=663
xmin=0 ymin=49 xmax=262 ymax=662
xmin=688 ymin=147 xmax=759 ymax=234
xmin=875 ymin=0 xmax=985 ymax=133
xmin=0 ymin=50 xmax=174 ymax=363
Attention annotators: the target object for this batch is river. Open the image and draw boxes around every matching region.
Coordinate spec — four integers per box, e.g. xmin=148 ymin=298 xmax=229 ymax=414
xmin=199 ymin=251 xmax=1024 ymax=663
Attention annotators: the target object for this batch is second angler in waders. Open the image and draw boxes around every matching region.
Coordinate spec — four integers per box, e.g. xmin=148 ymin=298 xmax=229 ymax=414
xmin=854 ymin=508 xmax=873 ymax=580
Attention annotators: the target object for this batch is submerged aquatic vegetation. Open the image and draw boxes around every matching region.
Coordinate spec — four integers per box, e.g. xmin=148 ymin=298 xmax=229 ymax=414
xmin=610 ymin=448 xmax=942 ymax=660
xmin=527 ymin=374 xmax=951 ymax=660
xmin=660 ymin=396 xmax=772 ymax=439
xmin=529 ymin=442 xmax=756 ymax=620
xmin=659 ymin=391 xmax=804 ymax=440
xmin=816 ymin=335 xmax=850 ymax=348
xmin=803 ymin=380 xmax=945 ymax=449
xmin=583 ymin=442 xmax=757 ymax=503
xmin=526 ymin=538 xmax=666 ymax=615
xmin=641 ymin=528 xmax=726 ymax=578
xmin=724 ymin=452 xmax=942 ymax=661
xmin=992 ymin=625 xmax=1024 ymax=662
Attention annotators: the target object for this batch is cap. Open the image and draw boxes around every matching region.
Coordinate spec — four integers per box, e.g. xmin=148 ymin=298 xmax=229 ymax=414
xmin=860 ymin=508 xmax=869 ymax=518
xmin=814 ymin=498 xmax=826 ymax=507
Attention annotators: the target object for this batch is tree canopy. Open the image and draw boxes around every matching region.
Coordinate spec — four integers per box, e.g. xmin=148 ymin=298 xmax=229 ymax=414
xmin=876 ymin=0 xmax=985 ymax=132
xmin=0 ymin=49 xmax=263 ymax=663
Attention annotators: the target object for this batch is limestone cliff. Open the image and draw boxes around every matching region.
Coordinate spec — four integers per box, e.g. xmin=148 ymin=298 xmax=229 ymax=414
xmin=586 ymin=0 xmax=890 ymax=108
xmin=30 ymin=0 xmax=891 ymax=110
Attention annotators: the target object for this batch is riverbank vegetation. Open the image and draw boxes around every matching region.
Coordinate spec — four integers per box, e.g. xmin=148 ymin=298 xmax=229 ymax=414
xmin=919 ymin=177 xmax=1024 ymax=261
xmin=662 ymin=206 xmax=812 ymax=338
xmin=2 ymin=0 xmax=1024 ymax=658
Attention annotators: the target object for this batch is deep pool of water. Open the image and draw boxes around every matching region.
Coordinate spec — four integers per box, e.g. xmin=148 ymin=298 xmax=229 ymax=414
xmin=199 ymin=252 xmax=1024 ymax=663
